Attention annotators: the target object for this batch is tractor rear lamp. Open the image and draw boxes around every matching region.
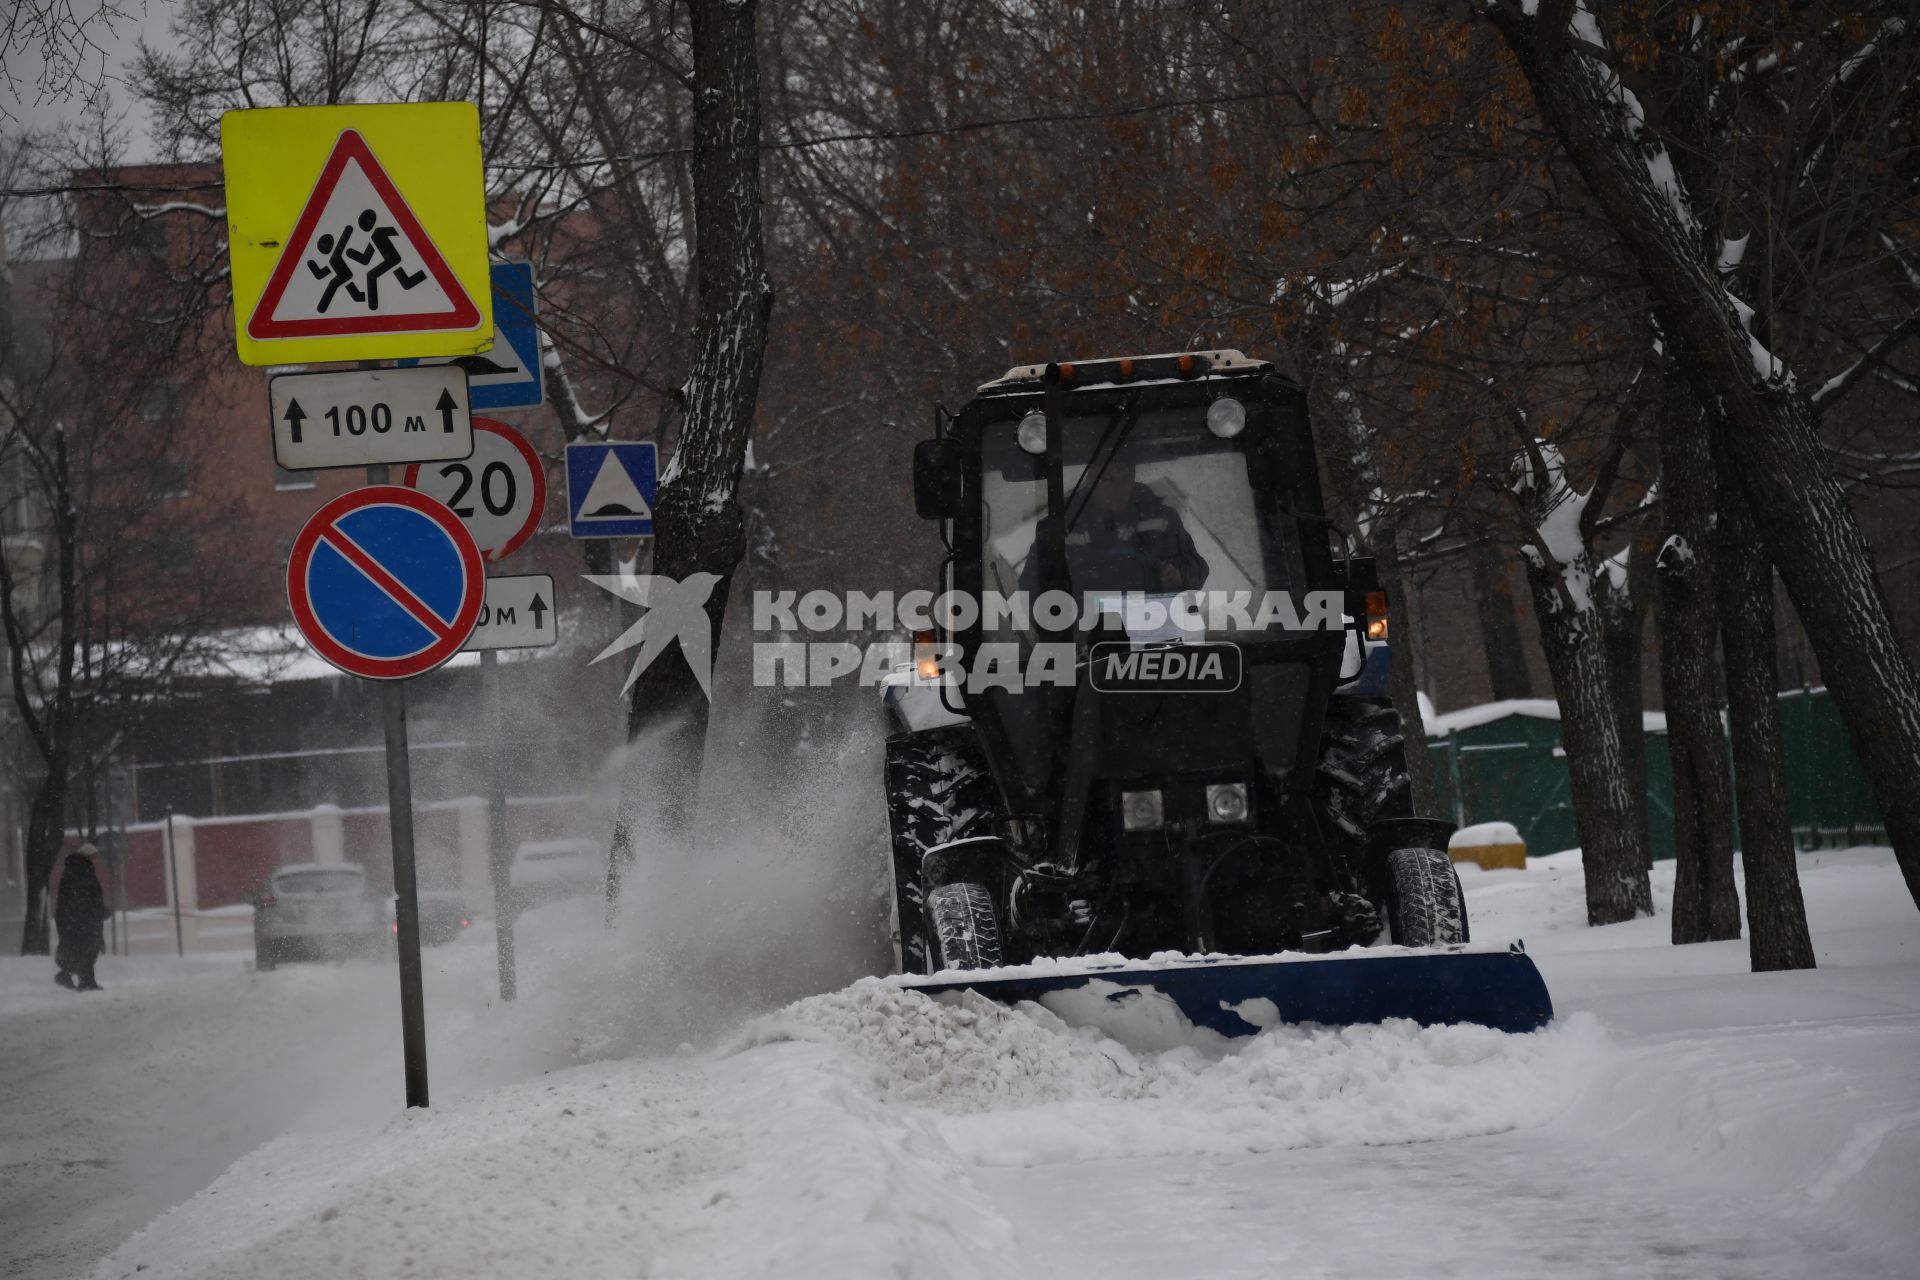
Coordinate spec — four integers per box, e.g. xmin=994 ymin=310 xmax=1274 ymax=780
xmin=1366 ymin=617 xmax=1389 ymax=640
xmin=1121 ymin=789 xmax=1165 ymax=831
xmin=1206 ymin=397 xmax=1246 ymax=438
xmin=1205 ymin=782 xmax=1250 ymax=825
xmin=1017 ymin=411 xmax=1047 ymax=454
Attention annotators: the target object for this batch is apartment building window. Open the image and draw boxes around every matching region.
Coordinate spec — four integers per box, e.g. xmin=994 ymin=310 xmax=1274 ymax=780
xmin=273 ymin=464 xmax=316 ymax=491
xmin=152 ymin=535 xmax=195 ymax=575
xmin=130 ymin=217 xmax=170 ymax=258
xmin=138 ymin=381 xmax=182 ymax=422
xmin=148 ymin=459 xmax=191 ymax=499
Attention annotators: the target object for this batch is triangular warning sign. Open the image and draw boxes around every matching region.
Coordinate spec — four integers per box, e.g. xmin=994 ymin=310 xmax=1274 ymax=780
xmin=578 ymin=452 xmax=652 ymax=521
xmin=247 ymin=130 xmax=482 ymax=340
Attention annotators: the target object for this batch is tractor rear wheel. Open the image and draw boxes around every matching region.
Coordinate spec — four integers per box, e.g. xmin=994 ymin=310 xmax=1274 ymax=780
xmin=925 ymin=882 xmax=1004 ymax=971
xmin=1315 ymin=696 xmax=1415 ymax=897
xmin=1316 ymin=697 xmax=1415 ymax=846
xmin=883 ymin=731 xmax=997 ymax=974
xmin=1385 ymin=846 xmax=1468 ymax=946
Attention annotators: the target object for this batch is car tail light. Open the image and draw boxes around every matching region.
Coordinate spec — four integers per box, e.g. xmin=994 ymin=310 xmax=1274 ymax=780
xmin=460 ymin=918 xmax=471 ymax=928
xmin=390 ymin=921 xmax=399 ymax=935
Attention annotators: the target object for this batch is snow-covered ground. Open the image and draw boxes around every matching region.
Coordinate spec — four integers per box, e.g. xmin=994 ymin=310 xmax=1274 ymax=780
xmin=3 ymin=847 xmax=1914 ymax=1279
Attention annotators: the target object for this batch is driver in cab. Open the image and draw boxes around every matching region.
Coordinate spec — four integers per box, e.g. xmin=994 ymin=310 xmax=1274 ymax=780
xmin=1025 ymin=454 xmax=1209 ymax=595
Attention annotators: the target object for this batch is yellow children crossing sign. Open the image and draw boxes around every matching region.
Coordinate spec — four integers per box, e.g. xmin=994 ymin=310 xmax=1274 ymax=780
xmin=222 ymin=102 xmax=493 ymax=366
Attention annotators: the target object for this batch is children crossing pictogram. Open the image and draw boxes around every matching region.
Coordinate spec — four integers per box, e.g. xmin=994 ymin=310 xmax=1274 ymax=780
xmin=307 ymin=209 xmax=428 ymax=313
xmin=248 ymin=129 xmax=481 ymax=340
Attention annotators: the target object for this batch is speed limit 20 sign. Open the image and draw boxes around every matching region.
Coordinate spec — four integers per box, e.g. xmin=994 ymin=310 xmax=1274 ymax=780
xmin=401 ymin=417 xmax=546 ymax=561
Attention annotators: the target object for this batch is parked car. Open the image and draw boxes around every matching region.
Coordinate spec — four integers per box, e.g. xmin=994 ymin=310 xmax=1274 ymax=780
xmin=254 ymin=863 xmax=385 ymax=970
xmin=385 ymin=890 xmax=475 ymax=946
xmin=509 ymin=837 xmax=603 ymax=906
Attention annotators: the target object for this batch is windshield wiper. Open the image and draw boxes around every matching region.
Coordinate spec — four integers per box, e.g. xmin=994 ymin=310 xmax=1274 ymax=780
xmin=1063 ymin=395 xmax=1143 ymax=532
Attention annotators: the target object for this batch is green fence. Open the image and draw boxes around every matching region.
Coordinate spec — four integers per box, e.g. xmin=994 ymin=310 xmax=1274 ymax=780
xmin=1424 ymin=688 xmax=1882 ymax=859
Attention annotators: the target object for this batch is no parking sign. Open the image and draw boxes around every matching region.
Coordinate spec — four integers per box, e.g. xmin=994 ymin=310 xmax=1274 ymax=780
xmin=286 ymin=486 xmax=485 ymax=679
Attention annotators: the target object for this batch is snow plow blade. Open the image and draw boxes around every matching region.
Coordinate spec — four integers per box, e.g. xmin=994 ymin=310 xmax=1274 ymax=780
xmin=896 ymin=943 xmax=1553 ymax=1037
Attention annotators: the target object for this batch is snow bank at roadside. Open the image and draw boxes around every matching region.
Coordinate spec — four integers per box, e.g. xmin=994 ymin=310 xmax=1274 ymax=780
xmin=757 ymin=979 xmax=1608 ymax=1167
xmin=92 ymin=1038 xmax=1025 ymax=1280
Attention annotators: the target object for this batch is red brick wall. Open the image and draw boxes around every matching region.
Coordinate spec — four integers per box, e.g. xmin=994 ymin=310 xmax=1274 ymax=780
xmin=340 ymin=806 xmax=465 ymax=893
xmin=124 ymin=828 xmax=169 ymax=908
xmin=194 ymin=817 xmax=315 ymax=907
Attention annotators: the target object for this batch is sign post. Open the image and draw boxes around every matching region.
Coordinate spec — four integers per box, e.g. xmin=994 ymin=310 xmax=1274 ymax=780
xmin=230 ymin=99 xmax=495 ymax=1109
xmin=482 ymin=649 xmax=515 ymax=1001
xmin=285 ymin=482 xmax=483 ymax=1107
xmin=380 ymin=651 xmax=431 ymax=1106
xmin=451 ymin=570 xmax=559 ymax=1004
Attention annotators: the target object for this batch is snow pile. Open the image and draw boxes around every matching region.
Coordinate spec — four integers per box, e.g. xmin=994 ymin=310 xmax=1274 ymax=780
xmin=92 ymin=1041 xmax=1025 ymax=1280
xmin=758 ymin=978 xmax=1608 ymax=1167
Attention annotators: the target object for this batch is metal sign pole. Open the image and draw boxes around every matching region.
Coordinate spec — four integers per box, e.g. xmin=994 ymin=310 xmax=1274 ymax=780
xmin=482 ymin=648 xmax=516 ymax=1000
xmin=164 ymin=808 xmax=183 ymax=958
xmin=382 ymin=676 xmax=431 ymax=1108
xmin=366 ymin=458 xmax=430 ymax=1109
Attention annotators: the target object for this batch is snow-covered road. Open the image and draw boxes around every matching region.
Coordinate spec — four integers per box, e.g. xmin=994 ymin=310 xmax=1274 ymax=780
xmin=4 ymin=848 xmax=1915 ymax=1279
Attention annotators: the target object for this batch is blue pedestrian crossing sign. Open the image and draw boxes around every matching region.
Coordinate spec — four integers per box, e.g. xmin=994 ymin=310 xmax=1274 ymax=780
xmin=401 ymin=261 xmax=544 ymax=410
xmin=286 ymin=486 xmax=485 ymax=679
xmin=566 ymin=441 xmax=657 ymax=538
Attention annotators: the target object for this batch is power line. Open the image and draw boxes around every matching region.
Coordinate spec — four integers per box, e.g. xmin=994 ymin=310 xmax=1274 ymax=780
xmin=0 ymin=87 xmax=1291 ymax=196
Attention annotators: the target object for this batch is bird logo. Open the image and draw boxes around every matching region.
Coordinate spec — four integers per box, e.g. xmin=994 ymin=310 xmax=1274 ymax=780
xmin=583 ymin=572 xmax=722 ymax=699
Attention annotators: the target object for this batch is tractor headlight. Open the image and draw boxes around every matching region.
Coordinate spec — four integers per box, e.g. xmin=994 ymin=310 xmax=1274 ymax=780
xmin=1206 ymin=782 xmax=1250 ymax=824
xmin=1206 ymin=397 xmax=1246 ymax=439
xmin=1121 ymin=788 xmax=1165 ymax=831
xmin=1017 ymin=411 xmax=1048 ymax=454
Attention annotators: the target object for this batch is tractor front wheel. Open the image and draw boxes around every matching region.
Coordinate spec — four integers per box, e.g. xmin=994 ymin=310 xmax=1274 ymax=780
xmin=1385 ymin=846 xmax=1468 ymax=947
xmin=925 ymin=882 xmax=1004 ymax=971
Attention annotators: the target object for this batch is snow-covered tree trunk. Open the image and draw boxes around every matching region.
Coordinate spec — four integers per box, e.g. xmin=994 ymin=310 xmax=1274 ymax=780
xmin=1487 ymin=0 xmax=1920 ymax=911
xmin=1512 ymin=439 xmax=1653 ymax=924
xmin=607 ymin=0 xmax=773 ymax=910
xmin=1713 ymin=441 xmax=1816 ymax=971
xmin=1657 ymin=396 xmax=1739 ymax=944
xmin=1601 ymin=533 xmax=1654 ymax=863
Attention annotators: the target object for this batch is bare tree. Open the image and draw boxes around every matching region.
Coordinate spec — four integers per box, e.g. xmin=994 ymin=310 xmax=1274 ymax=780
xmin=1656 ymin=376 xmax=1740 ymax=943
xmin=3 ymin=142 xmax=252 ymax=952
xmin=1 ymin=0 xmax=137 ymax=122
xmin=1486 ymin=0 xmax=1920 ymax=914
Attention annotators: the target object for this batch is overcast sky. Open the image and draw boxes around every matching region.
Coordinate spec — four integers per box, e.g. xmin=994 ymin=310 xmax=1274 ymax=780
xmin=4 ymin=0 xmax=180 ymax=162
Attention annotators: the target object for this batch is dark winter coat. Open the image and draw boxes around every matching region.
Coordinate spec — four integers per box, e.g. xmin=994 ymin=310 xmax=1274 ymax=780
xmin=1025 ymin=483 xmax=1210 ymax=597
xmin=54 ymin=854 xmax=109 ymax=967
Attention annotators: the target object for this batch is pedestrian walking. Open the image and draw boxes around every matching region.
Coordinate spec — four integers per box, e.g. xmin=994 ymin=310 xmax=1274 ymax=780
xmin=54 ymin=845 xmax=111 ymax=992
